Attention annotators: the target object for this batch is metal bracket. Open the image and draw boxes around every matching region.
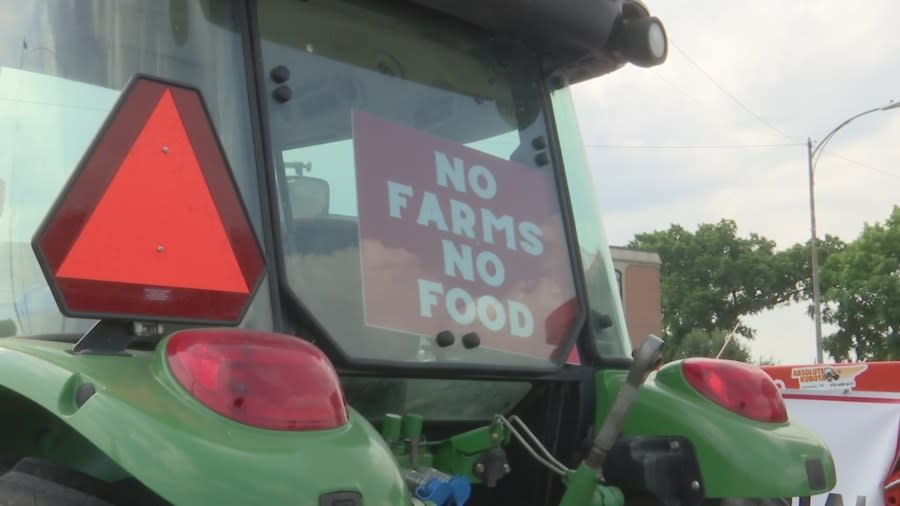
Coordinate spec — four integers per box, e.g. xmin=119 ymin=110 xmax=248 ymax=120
xmin=71 ymin=320 xmax=137 ymax=355
xmin=602 ymin=436 xmax=704 ymax=506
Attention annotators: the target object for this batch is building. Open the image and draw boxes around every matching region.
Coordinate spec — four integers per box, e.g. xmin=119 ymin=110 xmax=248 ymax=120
xmin=610 ymin=246 xmax=663 ymax=348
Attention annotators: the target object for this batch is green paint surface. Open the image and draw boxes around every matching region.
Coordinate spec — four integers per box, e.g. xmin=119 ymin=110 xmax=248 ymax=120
xmin=0 ymin=337 xmax=409 ymax=505
xmin=595 ymin=362 xmax=836 ymax=498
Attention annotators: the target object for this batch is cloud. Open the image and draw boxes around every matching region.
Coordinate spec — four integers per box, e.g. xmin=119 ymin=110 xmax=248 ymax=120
xmin=571 ymin=0 xmax=900 ymax=362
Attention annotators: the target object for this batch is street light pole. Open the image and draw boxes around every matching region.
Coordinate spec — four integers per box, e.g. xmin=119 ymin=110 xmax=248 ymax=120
xmin=806 ymin=100 xmax=900 ymax=364
xmin=807 ymin=138 xmax=823 ymax=364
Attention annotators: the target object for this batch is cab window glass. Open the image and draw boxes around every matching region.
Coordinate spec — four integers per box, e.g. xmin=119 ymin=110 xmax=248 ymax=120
xmin=259 ymin=0 xmax=580 ymax=368
xmin=550 ymin=87 xmax=631 ymax=358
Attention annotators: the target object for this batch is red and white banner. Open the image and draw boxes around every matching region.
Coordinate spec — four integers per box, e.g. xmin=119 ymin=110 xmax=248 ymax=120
xmin=764 ymin=362 xmax=900 ymax=506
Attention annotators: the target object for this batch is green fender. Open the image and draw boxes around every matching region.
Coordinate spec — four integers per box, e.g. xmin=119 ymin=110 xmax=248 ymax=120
xmin=595 ymin=362 xmax=836 ymax=498
xmin=0 ymin=337 xmax=409 ymax=505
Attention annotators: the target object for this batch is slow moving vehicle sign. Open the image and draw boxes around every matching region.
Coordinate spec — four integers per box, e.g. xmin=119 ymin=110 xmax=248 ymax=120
xmin=32 ymin=76 xmax=265 ymax=324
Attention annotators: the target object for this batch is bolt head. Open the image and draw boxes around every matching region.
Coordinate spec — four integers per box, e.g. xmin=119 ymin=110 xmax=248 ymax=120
xmin=474 ymin=463 xmax=485 ymax=474
xmin=669 ymin=440 xmax=680 ymax=451
xmin=272 ymin=85 xmax=293 ymax=104
xmin=690 ymin=480 xmax=701 ymax=491
xmin=435 ymin=330 xmax=455 ymax=348
xmin=461 ymin=332 xmax=480 ymax=349
xmin=161 ymin=145 xmax=169 ymax=154
xmin=270 ymin=65 xmax=290 ymax=84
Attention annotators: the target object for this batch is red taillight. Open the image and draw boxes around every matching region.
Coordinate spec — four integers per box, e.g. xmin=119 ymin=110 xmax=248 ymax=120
xmin=682 ymin=358 xmax=788 ymax=423
xmin=166 ymin=329 xmax=349 ymax=431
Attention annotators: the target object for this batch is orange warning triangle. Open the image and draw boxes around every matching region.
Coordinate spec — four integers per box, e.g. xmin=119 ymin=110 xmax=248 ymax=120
xmin=57 ymin=90 xmax=249 ymax=294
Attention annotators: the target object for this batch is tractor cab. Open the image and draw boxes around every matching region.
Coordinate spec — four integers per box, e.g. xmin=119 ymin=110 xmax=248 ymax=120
xmin=0 ymin=1 xmax=834 ymax=505
xmin=262 ymin=0 xmax=629 ymax=369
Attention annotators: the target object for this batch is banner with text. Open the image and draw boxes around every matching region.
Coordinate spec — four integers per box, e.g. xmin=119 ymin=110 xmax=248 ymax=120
xmin=764 ymin=362 xmax=900 ymax=506
xmin=353 ymin=110 xmax=577 ymax=360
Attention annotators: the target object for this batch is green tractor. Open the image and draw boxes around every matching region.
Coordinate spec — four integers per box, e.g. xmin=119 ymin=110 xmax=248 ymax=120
xmin=0 ymin=1 xmax=833 ymax=504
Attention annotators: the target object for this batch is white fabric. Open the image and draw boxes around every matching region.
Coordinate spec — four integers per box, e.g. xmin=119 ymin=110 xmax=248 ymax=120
xmin=786 ymin=396 xmax=900 ymax=506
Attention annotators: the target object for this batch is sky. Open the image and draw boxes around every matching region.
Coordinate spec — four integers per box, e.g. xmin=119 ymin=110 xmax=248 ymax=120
xmin=571 ymin=1 xmax=900 ymax=364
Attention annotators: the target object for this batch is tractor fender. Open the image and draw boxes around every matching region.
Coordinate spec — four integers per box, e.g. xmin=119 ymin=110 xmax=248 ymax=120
xmin=595 ymin=362 xmax=836 ymax=498
xmin=0 ymin=337 xmax=409 ymax=505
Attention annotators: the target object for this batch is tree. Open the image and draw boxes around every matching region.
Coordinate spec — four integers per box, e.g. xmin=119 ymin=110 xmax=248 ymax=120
xmin=820 ymin=206 xmax=900 ymax=361
xmin=628 ymin=220 xmax=837 ymax=361
xmin=663 ymin=328 xmax=751 ymax=363
xmin=630 ymin=220 xmax=803 ymax=342
xmin=780 ymin=234 xmax=846 ymax=300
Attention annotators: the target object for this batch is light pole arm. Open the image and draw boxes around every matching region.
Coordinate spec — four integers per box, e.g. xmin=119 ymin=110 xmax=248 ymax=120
xmin=810 ymin=107 xmax=881 ymax=167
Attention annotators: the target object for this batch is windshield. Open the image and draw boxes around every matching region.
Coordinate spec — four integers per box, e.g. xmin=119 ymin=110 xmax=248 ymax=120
xmin=259 ymin=0 xmax=580 ymax=368
xmin=0 ymin=0 xmax=271 ymax=337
